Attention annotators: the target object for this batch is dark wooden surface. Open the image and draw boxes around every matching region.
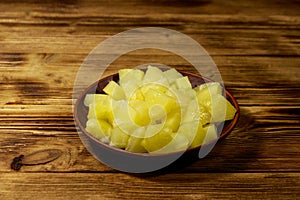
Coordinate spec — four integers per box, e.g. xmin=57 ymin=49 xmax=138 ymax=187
xmin=0 ymin=0 xmax=299 ymax=199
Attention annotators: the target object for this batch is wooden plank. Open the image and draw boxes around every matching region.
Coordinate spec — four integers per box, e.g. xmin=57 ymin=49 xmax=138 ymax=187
xmin=0 ymin=172 xmax=299 ymax=199
xmin=0 ymin=13 xmax=299 ymax=55
xmin=0 ymin=26 xmax=298 ymax=56
xmin=0 ymin=0 xmax=299 ymax=15
xmin=1 ymin=11 xmax=299 ymax=29
xmin=1 ymin=53 xmax=299 ymax=103
xmin=0 ymin=106 xmax=299 ymax=173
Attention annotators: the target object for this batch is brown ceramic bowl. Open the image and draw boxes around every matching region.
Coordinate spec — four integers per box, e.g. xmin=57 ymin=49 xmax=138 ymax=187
xmin=74 ymin=71 xmax=240 ymax=173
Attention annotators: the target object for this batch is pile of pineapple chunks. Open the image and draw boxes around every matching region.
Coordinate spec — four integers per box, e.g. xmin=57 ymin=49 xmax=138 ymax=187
xmin=84 ymin=66 xmax=236 ymax=154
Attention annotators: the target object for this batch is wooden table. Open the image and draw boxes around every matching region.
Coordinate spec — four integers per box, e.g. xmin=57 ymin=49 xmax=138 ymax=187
xmin=0 ymin=0 xmax=299 ymax=199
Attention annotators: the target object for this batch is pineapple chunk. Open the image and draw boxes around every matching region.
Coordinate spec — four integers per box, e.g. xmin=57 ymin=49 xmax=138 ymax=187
xmin=190 ymin=123 xmax=205 ymax=148
xmin=224 ymin=98 xmax=237 ymax=120
xmin=175 ymin=76 xmax=192 ymax=89
xmin=198 ymin=103 xmax=211 ymax=125
xmin=86 ymin=118 xmax=112 ymax=140
xmin=189 ymin=123 xmax=218 ymax=148
xmin=171 ymin=88 xmax=195 ymax=109
xmin=144 ymin=88 xmax=179 ymax=114
xmin=126 ymin=127 xmax=147 ymax=153
xmin=119 ymin=69 xmax=144 ymax=99
xmin=88 ymin=102 xmax=114 ymax=124
xmin=110 ymin=126 xmax=129 ymax=148
xmin=164 ymin=111 xmax=181 ymax=132
xmin=198 ymin=82 xmax=222 ymax=95
xmin=148 ymin=104 xmax=167 ymax=125
xmin=196 ymin=82 xmax=236 ymax=123
xmin=143 ymin=65 xmax=167 ymax=85
xmin=119 ymin=69 xmax=144 ymax=85
xmin=177 ymin=122 xmax=217 ymax=149
xmin=122 ymin=80 xmax=141 ymax=100
xmin=129 ymin=88 xmax=144 ymax=101
xmin=163 ymin=68 xmax=183 ymax=85
xmin=209 ymin=94 xmax=237 ymax=122
xmin=150 ymin=133 xmax=189 ymax=154
xmin=141 ymin=127 xmax=174 ymax=153
xmin=202 ymin=124 xmax=218 ymax=144
xmin=126 ymin=136 xmax=147 ymax=153
xmin=177 ymin=121 xmax=199 ymax=146
xmin=140 ymin=83 xmax=168 ymax=95
xmin=129 ymin=100 xmax=151 ymax=126
xmin=182 ymin=99 xmax=200 ymax=124
xmin=103 ymin=81 xmax=126 ymax=100
xmin=119 ymin=69 xmax=132 ymax=81
xmin=84 ymin=94 xmax=108 ymax=107
xmin=174 ymin=90 xmax=212 ymax=125
xmin=144 ymin=123 xmax=164 ymax=138
xmin=196 ymin=82 xmax=222 ymax=106
xmin=112 ymin=100 xmax=139 ymax=133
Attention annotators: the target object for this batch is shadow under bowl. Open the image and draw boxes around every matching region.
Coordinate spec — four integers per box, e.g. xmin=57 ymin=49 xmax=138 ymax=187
xmin=74 ymin=71 xmax=240 ymax=173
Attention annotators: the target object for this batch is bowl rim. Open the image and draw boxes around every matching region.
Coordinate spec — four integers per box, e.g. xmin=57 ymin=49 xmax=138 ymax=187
xmin=74 ymin=70 xmax=240 ymax=157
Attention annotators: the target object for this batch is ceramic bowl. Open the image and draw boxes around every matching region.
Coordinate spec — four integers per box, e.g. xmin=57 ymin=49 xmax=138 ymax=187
xmin=74 ymin=70 xmax=240 ymax=173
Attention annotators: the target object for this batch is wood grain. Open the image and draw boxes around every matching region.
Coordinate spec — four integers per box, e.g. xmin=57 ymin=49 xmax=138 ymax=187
xmin=0 ymin=173 xmax=299 ymax=200
xmin=0 ymin=15 xmax=299 ymax=56
xmin=0 ymin=0 xmax=299 ymax=199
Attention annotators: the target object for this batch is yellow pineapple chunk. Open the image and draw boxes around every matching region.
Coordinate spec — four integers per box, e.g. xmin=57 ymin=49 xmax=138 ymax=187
xmin=143 ymin=65 xmax=166 ymax=84
xmin=210 ymin=94 xmax=237 ymax=122
xmin=202 ymin=124 xmax=218 ymax=144
xmin=150 ymin=133 xmax=189 ymax=154
xmin=164 ymin=111 xmax=181 ymax=132
xmin=119 ymin=69 xmax=144 ymax=85
xmin=196 ymin=82 xmax=236 ymax=123
xmin=163 ymin=68 xmax=183 ymax=85
xmin=175 ymin=76 xmax=192 ymax=89
xmin=129 ymin=88 xmax=144 ymax=101
xmin=140 ymin=83 xmax=168 ymax=95
xmin=129 ymin=100 xmax=151 ymax=126
xmin=88 ymin=102 xmax=114 ymax=124
xmin=177 ymin=121 xmax=199 ymax=146
xmin=144 ymin=88 xmax=179 ymax=114
xmin=86 ymin=118 xmax=112 ymax=140
xmin=190 ymin=123 xmax=205 ymax=148
xmin=126 ymin=127 xmax=147 ymax=153
xmin=84 ymin=94 xmax=108 ymax=107
xmin=112 ymin=100 xmax=139 ymax=134
xmin=119 ymin=69 xmax=144 ymax=99
xmin=119 ymin=69 xmax=132 ymax=80
xmin=196 ymin=82 xmax=222 ymax=107
xmin=110 ymin=126 xmax=129 ymax=148
xmin=103 ymin=81 xmax=126 ymax=100
xmin=141 ymin=127 xmax=174 ymax=153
